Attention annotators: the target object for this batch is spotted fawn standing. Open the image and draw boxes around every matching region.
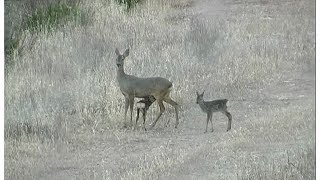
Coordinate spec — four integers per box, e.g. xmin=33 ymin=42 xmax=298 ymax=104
xmin=196 ymin=91 xmax=232 ymax=133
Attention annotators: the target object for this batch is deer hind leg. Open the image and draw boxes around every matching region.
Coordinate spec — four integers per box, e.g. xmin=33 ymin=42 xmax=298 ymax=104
xmin=224 ymin=110 xmax=232 ymax=131
xmin=142 ymin=108 xmax=147 ymax=131
xmin=150 ymin=99 xmax=165 ymax=129
xmin=165 ymin=118 xmax=170 ymax=128
xmin=163 ymin=96 xmax=179 ymax=128
xmin=135 ymin=108 xmax=140 ymax=130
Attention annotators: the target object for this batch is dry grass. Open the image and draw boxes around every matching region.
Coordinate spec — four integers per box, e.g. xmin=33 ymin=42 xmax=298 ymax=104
xmin=4 ymin=0 xmax=315 ymax=179
xmin=238 ymin=147 xmax=315 ymax=180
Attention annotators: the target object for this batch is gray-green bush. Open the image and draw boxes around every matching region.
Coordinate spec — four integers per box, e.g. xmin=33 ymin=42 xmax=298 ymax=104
xmin=116 ymin=0 xmax=143 ymax=10
xmin=5 ymin=0 xmax=86 ymax=70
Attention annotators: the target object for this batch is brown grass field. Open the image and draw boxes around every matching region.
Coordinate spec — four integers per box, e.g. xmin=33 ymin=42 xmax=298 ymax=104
xmin=5 ymin=0 xmax=315 ymax=179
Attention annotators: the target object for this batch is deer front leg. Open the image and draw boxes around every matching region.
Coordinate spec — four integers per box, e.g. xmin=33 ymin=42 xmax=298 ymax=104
xmin=209 ymin=113 xmax=214 ymax=132
xmin=224 ymin=110 xmax=232 ymax=131
xmin=129 ymin=96 xmax=134 ymax=127
xmin=124 ymin=98 xmax=129 ymax=128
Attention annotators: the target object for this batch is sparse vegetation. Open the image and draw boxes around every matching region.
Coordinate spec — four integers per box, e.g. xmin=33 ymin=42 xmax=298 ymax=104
xmin=238 ymin=147 xmax=315 ymax=180
xmin=4 ymin=0 xmax=315 ymax=179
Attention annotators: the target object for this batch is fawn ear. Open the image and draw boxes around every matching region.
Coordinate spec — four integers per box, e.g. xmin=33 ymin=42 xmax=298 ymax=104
xmin=123 ymin=48 xmax=130 ymax=57
xmin=115 ymin=48 xmax=120 ymax=55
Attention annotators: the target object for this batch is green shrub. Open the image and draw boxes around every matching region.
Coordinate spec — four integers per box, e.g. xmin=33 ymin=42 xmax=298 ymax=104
xmin=4 ymin=122 xmax=53 ymax=142
xmin=5 ymin=1 xmax=87 ymax=71
xmin=24 ymin=3 xmax=85 ymax=32
xmin=5 ymin=33 xmax=22 ymax=69
xmin=116 ymin=0 xmax=143 ymax=10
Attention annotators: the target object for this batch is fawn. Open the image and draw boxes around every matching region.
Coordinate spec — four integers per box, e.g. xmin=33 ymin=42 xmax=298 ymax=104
xmin=135 ymin=96 xmax=156 ymax=131
xmin=196 ymin=91 xmax=232 ymax=132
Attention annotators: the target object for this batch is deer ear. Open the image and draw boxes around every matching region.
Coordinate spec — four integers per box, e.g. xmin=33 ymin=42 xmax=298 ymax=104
xmin=201 ymin=91 xmax=204 ymax=95
xmin=115 ymin=48 xmax=120 ymax=55
xmin=196 ymin=91 xmax=199 ymax=96
xmin=123 ymin=49 xmax=130 ymax=57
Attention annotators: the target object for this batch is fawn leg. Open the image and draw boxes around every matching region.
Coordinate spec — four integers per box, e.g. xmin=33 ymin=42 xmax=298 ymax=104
xmin=224 ymin=110 xmax=232 ymax=131
xmin=209 ymin=113 xmax=214 ymax=132
xmin=205 ymin=113 xmax=210 ymax=133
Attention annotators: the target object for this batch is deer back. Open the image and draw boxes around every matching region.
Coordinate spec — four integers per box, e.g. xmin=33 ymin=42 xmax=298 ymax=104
xmin=118 ymin=74 xmax=172 ymax=98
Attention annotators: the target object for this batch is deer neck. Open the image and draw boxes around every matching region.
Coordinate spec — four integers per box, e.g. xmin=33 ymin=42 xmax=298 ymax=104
xmin=198 ymin=100 xmax=208 ymax=112
xmin=117 ymin=65 xmax=126 ymax=79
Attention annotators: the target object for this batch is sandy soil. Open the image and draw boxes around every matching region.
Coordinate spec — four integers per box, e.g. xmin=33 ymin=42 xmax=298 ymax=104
xmin=33 ymin=75 xmax=314 ymax=180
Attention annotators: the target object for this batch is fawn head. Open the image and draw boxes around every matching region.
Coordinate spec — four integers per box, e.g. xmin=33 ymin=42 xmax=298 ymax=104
xmin=115 ymin=48 xmax=130 ymax=68
xmin=196 ymin=91 xmax=204 ymax=104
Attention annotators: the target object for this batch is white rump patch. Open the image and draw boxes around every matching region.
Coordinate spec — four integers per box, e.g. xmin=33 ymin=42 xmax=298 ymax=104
xmin=226 ymin=100 xmax=230 ymax=107
xmin=136 ymin=102 xmax=145 ymax=109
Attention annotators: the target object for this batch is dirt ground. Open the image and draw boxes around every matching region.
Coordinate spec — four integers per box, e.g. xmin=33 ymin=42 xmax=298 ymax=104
xmin=9 ymin=71 xmax=313 ymax=180
xmin=32 ymin=75 xmax=314 ymax=180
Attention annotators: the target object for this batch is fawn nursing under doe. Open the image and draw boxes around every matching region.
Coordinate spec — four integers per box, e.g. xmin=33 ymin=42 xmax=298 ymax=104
xmin=115 ymin=48 xmax=179 ymax=130
xmin=196 ymin=91 xmax=232 ymax=133
xmin=135 ymin=96 xmax=156 ymax=131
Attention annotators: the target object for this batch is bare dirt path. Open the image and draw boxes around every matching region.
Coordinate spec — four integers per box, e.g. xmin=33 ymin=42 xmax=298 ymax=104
xmin=36 ymin=74 xmax=314 ymax=179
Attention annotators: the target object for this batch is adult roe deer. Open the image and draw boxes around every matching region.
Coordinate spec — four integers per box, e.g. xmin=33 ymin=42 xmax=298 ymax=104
xmin=196 ymin=91 xmax=232 ymax=133
xmin=115 ymin=48 xmax=179 ymax=129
